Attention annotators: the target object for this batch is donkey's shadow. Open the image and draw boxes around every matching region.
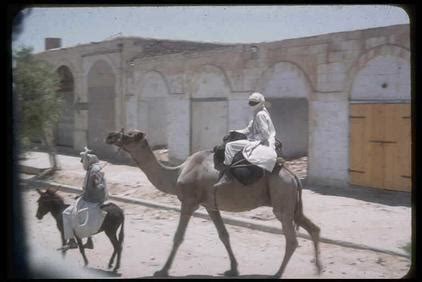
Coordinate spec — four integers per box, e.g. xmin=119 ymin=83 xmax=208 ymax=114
xmin=84 ymin=266 xmax=122 ymax=277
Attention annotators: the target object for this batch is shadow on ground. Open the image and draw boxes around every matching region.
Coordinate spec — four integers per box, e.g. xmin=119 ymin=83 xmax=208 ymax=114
xmin=304 ymin=183 xmax=411 ymax=207
xmin=136 ymin=274 xmax=275 ymax=279
xmin=84 ymin=267 xmax=122 ymax=277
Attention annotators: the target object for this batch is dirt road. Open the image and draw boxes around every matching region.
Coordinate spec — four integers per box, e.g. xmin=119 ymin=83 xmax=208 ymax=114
xmin=21 ymin=186 xmax=410 ymax=279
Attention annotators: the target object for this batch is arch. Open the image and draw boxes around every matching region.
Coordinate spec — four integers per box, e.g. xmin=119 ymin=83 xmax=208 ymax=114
xmin=57 ymin=65 xmax=74 ymax=91
xmin=87 ymin=60 xmax=116 ymax=87
xmin=55 ymin=65 xmax=75 ymax=147
xmin=256 ymin=61 xmax=312 ymax=98
xmin=139 ymin=70 xmax=171 ymax=98
xmin=190 ymin=64 xmax=233 ymax=99
xmin=256 ymin=61 xmax=312 ymax=159
xmin=189 ymin=64 xmax=231 ymax=152
xmin=87 ymin=59 xmax=116 ymax=156
xmin=53 ymin=58 xmax=78 ymax=79
xmin=347 ymin=44 xmax=410 ymax=100
xmin=137 ymin=70 xmax=171 ymax=148
xmin=83 ymin=54 xmax=119 ymax=78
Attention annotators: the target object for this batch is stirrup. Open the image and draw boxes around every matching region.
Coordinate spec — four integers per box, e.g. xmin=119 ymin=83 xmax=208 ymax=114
xmin=214 ymin=170 xmax=232 ymax=187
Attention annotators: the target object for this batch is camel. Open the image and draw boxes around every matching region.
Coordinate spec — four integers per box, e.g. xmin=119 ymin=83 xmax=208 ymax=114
xmin=105 ymin=129 xmax=321 ymax=278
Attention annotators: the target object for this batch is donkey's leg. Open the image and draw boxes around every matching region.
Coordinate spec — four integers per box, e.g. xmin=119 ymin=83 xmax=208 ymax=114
xmin=58 ymin=225 xmax=67 ymax=257
xmin=153 ymin=203 xmax=197 ymax=277
xmin=273 ymin=212 xmax=298 ymax=278
xmin=296 ymin=213 xmax=322 ymax=274
xmin=105 ymin=228 xmax=119 ymax=270
xmin=115 ymin=218 xmax=125 ymax=272
xmin=74 ymin=233 xmax=88 ymax=266
xmin=205 ymin=207 xmax=239 ymax=277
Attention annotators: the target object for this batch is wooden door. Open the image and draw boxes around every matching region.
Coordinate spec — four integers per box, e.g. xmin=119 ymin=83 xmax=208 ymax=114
xmin=349 ymin=104 xmax=411 ymax=191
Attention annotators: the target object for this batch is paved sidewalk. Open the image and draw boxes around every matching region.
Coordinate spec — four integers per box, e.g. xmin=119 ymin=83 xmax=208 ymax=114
xmin=19 ymin=151 xmax=412 ymax=257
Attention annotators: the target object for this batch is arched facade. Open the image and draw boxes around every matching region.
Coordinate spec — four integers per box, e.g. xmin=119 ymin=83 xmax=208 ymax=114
xmin=34 ymin=24 xmax=410 ymax=190
xmin=350 ymin=46 xmax=410 ymax=101
xmin=190 ymin=64 xmax=231 ymax=153
xmin=137 ymin=70 xmax=171 ymax=149
xmin=257 ymin=61 xmax=312 ymax=159
xmin=348 ymin=45 xmax=411 ymax=191
xmin=87 ymin=60 xmax=116 ymax=156
xmin=55 ymin=65 xmax=75 ymax=147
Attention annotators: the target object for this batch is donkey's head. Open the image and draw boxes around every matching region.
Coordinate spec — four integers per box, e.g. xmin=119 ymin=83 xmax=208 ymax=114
xmin=35 ymin=187 xmax=62 ymax=220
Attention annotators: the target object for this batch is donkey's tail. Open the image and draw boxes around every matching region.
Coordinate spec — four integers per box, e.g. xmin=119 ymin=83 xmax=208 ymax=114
xmin=118 ymin=213 xmax=125 ymax=245
xmin=294 ymin=175 xmax=304 ymax=231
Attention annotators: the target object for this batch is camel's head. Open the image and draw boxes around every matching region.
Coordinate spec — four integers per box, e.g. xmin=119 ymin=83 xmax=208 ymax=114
xmin=106 ymin=129 xmax=146 ymax=148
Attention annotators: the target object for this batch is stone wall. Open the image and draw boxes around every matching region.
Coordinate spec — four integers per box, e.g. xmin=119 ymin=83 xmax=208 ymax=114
xmin=34 ymin=24 xmax=411 ymax=188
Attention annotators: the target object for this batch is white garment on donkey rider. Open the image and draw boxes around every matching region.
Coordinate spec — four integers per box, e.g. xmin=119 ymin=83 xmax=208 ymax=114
xmin=224 ymin=96 xmax=277 ymax=172
xmin=62 ymin=148 xmax=108 ymax=240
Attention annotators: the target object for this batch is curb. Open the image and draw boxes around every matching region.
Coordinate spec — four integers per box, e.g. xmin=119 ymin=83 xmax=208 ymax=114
xmin=23 ymin=178 xmax=410 ymax=259
xmin=20 ymin=165 xmax=48 ymax=175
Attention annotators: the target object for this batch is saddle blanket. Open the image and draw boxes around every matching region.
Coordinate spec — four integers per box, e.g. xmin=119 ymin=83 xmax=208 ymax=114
xmin=63 ymin=197 xmax=107 ymax=239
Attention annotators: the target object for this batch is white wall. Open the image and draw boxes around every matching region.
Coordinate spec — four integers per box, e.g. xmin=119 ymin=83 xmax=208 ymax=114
xmin=308 ymin=98 xmax=349 ymax=187
xmin=351 ymin=55 xmax=411 ymax=101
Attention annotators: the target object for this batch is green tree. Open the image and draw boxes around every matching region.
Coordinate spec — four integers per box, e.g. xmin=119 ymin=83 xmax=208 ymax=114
xmin=13 ymin=46 xmax=63 ymax=174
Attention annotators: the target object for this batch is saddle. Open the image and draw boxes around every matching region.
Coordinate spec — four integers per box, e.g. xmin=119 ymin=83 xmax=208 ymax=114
xmin=213 ymin=131 xmax=285 ymax=186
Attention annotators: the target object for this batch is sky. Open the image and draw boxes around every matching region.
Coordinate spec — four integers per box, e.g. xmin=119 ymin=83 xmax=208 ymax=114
xmin=12 ymin=5 xmax=410 ymax=54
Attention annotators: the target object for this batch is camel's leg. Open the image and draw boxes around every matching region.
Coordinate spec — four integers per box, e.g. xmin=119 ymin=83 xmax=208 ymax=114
xmin=296 ymin=213 xmax=322 ymax=274
xmin=105 ymin=229 xmax=120 ymax=271
xmin=273 ymin=213 xmax=298 ymax=278
xmin=205 ymin=208 xmax=239 ymax=277
xmin=153 ymin=203 xmax=197 ymax=277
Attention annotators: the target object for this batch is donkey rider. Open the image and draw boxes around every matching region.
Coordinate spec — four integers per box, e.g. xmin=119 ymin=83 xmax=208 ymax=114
xmin=61 ymin=147 xmax=109 ymax=250
xmin=214 ymin=92 xmax=278 ymax=187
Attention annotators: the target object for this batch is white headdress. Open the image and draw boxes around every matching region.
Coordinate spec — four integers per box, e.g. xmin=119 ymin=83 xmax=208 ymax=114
xmin=248 ymin=92 xmax=266 ymax=112
xmin=80 ymin=146 xmax=99 ymax=170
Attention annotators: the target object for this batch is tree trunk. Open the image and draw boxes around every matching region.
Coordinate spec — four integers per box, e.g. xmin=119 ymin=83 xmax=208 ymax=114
xmin=40 ymin=127 xmax=60 ymax=171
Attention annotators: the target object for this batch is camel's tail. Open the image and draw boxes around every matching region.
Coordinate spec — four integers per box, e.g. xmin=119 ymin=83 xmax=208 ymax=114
xmin=284 ymin=166 xmax=303 ymax=231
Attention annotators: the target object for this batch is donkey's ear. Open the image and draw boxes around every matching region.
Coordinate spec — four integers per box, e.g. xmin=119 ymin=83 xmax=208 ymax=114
xmin=36 ymin=188 xmax=43 ymax=195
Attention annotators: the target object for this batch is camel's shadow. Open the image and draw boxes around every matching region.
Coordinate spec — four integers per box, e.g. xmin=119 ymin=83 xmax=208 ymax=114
xmin=136 ymin=274 xmax=275 ymax=279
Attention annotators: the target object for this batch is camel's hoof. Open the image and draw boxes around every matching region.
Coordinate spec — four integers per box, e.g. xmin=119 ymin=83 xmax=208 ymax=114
xmin=272 ymin=272 xmax=282 ymax=279
xmin=223 ymin=269 xmax=239 ymax=277
xmin=153 ymin=270 xmax=169 ymax=277
xmin=113 ymin=266 xmax=120 ymax=273
xmin=108 ymin=264 xmax=113 ymax=269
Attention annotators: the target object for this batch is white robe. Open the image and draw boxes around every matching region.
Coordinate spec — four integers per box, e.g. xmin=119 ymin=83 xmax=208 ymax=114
xmin=62 ymin=160 xmax=108 ymax=241
xmin=63 ymin=197 xmax=107 ymax=240
xmin=224 ymin=107 xmax=277 ymax=172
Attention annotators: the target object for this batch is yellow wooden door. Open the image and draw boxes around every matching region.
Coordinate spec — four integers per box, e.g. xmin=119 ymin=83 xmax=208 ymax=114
xmin=349 ymin=103 xmax=411 ymax=192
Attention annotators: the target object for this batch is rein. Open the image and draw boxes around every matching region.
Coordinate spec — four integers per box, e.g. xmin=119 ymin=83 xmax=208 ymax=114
xmin=116 ymin=128 xmax=125 ymax=154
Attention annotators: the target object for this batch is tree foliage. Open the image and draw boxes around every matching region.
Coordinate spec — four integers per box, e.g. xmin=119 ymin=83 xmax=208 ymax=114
xmin=13 ymin=46 xmax=63 ymax=152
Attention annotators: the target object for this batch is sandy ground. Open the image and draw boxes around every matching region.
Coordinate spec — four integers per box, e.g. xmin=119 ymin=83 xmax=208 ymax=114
xmin=21 ymin=186 xmax=411 ymax=279
xmin=21 ymin=152 xmax=411 ymax=255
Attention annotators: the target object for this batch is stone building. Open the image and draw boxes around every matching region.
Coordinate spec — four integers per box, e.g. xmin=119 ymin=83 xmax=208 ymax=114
xmin=34 ymin=24 xmax=411 ymax=192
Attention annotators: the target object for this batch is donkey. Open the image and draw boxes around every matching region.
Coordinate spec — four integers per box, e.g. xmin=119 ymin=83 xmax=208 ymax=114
xmin=35 ymin=187 xmax=125 ymax=272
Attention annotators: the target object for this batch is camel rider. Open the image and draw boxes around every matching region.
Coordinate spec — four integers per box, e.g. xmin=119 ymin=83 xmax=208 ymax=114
xmin=214 ymin=92 xmax=277 ymax=187
xmin=61 ymin=147 xmax=109 ymax=250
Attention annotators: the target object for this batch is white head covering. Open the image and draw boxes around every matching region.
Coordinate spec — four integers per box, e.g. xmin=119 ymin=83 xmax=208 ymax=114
xmin=80 ymin=146 xmax=99 ymax=170
xmin=248 ymin=92 xmax=266 ymax=112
